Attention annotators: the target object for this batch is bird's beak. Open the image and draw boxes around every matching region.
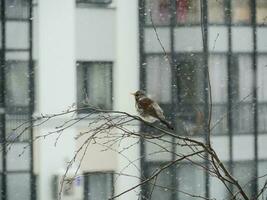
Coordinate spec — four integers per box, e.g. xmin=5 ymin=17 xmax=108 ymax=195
xmin=130 ymin=92 xmax=135 ymax=96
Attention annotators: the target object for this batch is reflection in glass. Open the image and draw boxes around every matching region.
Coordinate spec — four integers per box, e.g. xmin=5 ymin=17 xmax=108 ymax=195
xmin=208 ymin=0 xmax=225 ymax=24
xmin=145 ymin=0 xmax=171 ymax=25
xmin=176 ymin=0 xmax=200 ymax=24
xmin=232 ymin=0 xmax=251 ymax=24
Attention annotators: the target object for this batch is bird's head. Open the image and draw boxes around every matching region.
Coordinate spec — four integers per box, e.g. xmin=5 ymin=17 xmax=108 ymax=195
xmin=131 ymin=90 xmax=146 ymax=101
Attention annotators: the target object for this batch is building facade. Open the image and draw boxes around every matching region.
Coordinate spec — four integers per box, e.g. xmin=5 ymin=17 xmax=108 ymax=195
xmin=0 ymin=0 xmax=267 ymax=200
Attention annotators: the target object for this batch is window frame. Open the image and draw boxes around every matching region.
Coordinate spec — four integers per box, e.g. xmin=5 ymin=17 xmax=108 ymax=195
xmin=76 ymin=0 xmax=112 ymax=5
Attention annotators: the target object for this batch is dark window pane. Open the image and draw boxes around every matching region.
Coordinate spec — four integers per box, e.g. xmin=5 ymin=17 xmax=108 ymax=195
xmin=86 ymin=173 xmax=113 ymax=200
xmin=232 ymin=0 xmax=251 ymax=24
xmin=5 ymin=0 xmax=29 ymax=19
xmin=145 ymin=0 xmax=171 ymax=25
xmin=176 ymin=54 xmax=204 ymax=105
xmin=176 ymin=0 xmax=201 ymax=24
xmin=77 ymin=0 xmax=112 ymax=4
xmin=175 ymin=54 xmax=204 ymax=134
xmin=7 ymin=173 xmax=31 ymax=200
xmin=77 ymin=62 xmax=112 ymax=111
xmin=5 ymin=61 xmax=29 ymax=108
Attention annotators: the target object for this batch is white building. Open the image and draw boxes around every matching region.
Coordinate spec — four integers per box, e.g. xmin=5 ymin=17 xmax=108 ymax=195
xmin=0 ymin=0 xmax=267 ymax=200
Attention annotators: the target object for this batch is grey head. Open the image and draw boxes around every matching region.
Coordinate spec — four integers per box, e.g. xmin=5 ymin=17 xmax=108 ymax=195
xmin=132 ymin=90 xmax=146 ymax=101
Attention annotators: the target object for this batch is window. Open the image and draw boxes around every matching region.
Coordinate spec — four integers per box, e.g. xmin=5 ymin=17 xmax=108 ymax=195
xmin=232 ymin=0 xmax=251 ymax=24
xmin=208 ymin=0 xmax=226 ymax=24
xmin=233 ymin=162 xmax=255 ymax=199
xmin=84 ymin=172 xmax=113 ymax=200
xmin=145 ymin=0 xmax=171 ymax=26
xmin=146 ymin=164 xmax=173 ymax=200
xmin=146 ymin=55 xmax=172 ymax=104
xmin=209 ymin=54 xmax=228 ymax=135
xmin=5 ymin=0 xmax=29 ymax=19
xmin=5 ymin=61 xmax=30 ymax=111
xmin=77 ymin=62 xmax=113 ymax=112
xmin=76 ymin=0 xmax=112 ymax=4
xmin=176 ymin=0 xmax=201 ymax=24
xmin=177 ymin=164 xmax=205 ymax=200
xmin=257 ymin=0 xmax=267 ymax=25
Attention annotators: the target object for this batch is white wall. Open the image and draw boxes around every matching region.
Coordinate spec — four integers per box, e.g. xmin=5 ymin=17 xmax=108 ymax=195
xmin=38 ymin=1 xmax=76 ymax=200
xmin=76 ymin=7 xmax=116 ymax=61
xmin=115 ymin=0 xmax=140 ymax=199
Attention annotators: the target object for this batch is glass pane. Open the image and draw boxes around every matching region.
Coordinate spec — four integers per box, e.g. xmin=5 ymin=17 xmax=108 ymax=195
xmin=87 ymin=63 xmax=112 ymax=109
xmin=7 ymin=173 xmax=30 ymax=200
xmin=146 ymin=55 xmax=171 ymax=104
xmin=208 ymin=0 xmax=225 ymax=24
xmin=145 ymin=0 xmax=171 ymax=25
xmin=147 ymin=164 xmax=173 ymax=200
xmin=87 ymin=173 xmax=113 ymax=200
xmin=175 ymin=54 xmax=204 ymax=134
xmin=77 ymin=64 xmax=85 ymax=107
xmin=233 ymin=162 xmax=254 ymax=199
xmin=176 ymin=0 xmax=201 ymax=24
xmin=5 ymin=0 xmax=29 ymax=19
xmin=258 ymin=161 xmax=267 ymax=198
xmin=232 ymin=55 xmax=253 ymax=134
xmin=257 ymin=0 xmax=267 ymax=25
xmin=77 ymin=62 xmax=112 ymax=110
xmin=232 ymin=0 xmax=251 ymax=24
xmin=209 ymin=54 xmax=228 ymax=103
xmin=176 ymin=55 xmax=204 ymax=104
xmin=177 ymin=164 xmax=205 ymax=200
xmin=5 ymin=61 xmax=29 ymax=108
xmin=6 ymin=21 xmax=29 ymax=49
xmin=209 ymin=55 xmax=228 ymax=135
xmin=7 ymin=143 xmax=30 ymax=171
xmin=6 ymin=114 xmax=30 ymax=141
xmin=258 ymin=56 xmax=267 ymax=133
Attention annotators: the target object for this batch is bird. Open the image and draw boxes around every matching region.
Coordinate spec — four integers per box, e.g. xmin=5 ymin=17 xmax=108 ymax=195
xmin=131 ymin=90 xmax=174 ymax=130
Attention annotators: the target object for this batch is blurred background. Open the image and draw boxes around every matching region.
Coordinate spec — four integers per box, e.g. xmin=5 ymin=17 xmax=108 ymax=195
xmin=0 ymin=0 xmax=267 ymax=200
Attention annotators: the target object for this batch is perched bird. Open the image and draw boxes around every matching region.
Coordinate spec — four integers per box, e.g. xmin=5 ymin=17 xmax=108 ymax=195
xmin=131 ymin=90 xmax=174 ymax=130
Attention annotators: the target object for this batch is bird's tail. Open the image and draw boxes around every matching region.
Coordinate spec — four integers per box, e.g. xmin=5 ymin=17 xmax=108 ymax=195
xmin=159 ymin=119 xmax=174 ymax=130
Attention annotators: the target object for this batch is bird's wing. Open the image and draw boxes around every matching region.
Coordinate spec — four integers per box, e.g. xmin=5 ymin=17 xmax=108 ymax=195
xmin=139 ymin=97 xmax=165 ymax=120
xmin=138 ymin=97 xmax=154 ymax=109
xmin=151 ymin=102 xmax=165 ymax=120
